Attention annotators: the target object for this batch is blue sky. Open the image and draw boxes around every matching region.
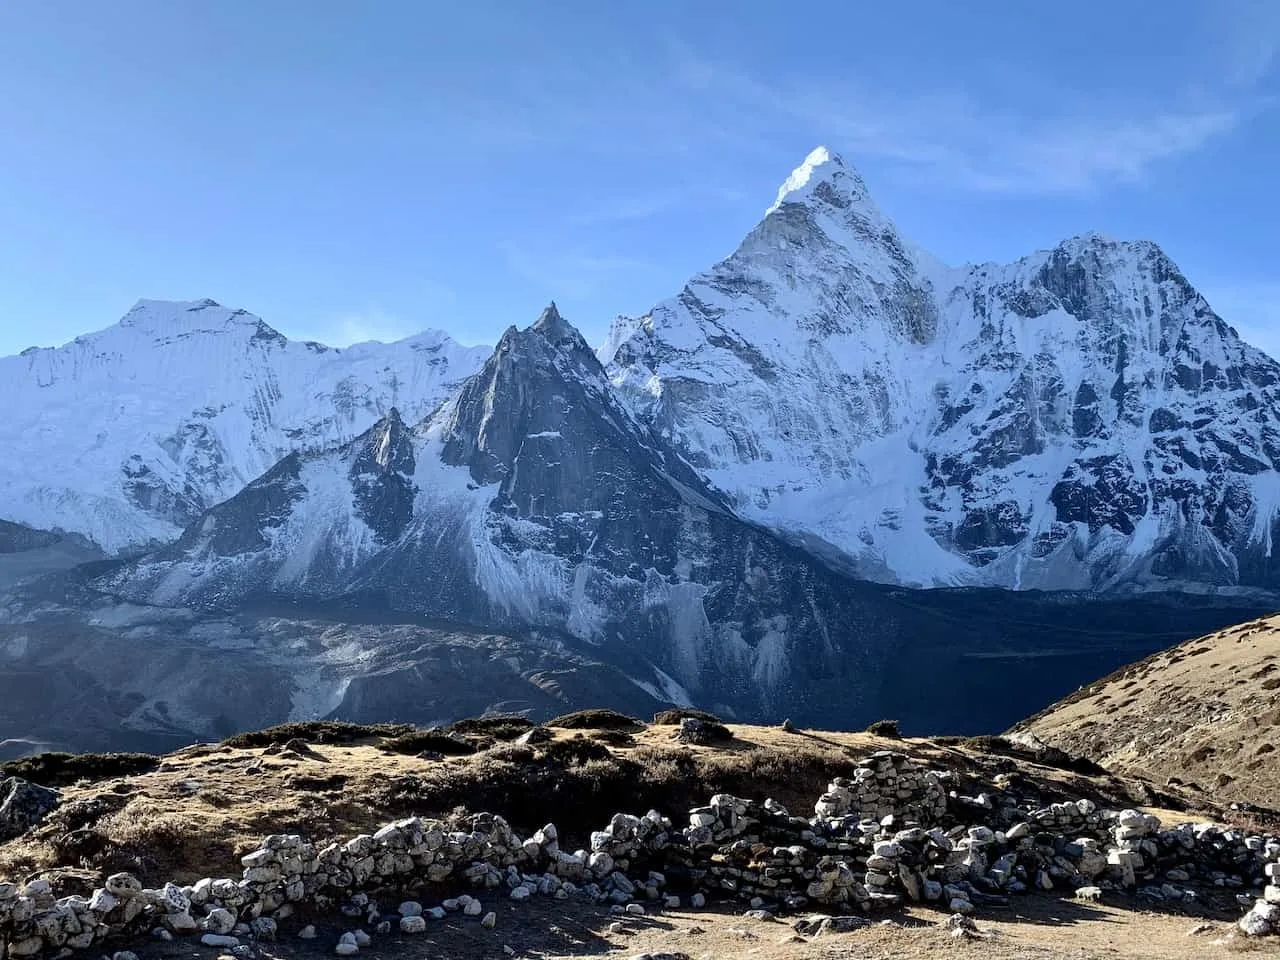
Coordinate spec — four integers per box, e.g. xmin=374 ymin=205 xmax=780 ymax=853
xmin=0 ymin=0 xmax=1277 ymax=357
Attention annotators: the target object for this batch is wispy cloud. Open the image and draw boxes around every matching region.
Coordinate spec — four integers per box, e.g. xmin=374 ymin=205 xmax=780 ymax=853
xmin=501 ymin=243 xmax=655 ymax=300
xmin=660 ymin=43 xmax=1262 ymax=195
xmin=469 ymin=22 xmax=1271 ymax=199
xmin=296 ymin=308 xmax=432 ymax=347
xmin=1215 ymin=0 xmax=1280 ymax=87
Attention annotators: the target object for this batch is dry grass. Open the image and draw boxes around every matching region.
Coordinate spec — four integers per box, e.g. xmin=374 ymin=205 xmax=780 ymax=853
xmin=1017 ymin=614 xmax=1280 ymax=812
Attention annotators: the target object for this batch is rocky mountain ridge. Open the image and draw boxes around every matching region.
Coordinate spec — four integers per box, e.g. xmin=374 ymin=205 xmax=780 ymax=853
xmin=2 ymin=145 xmax=1279 ymax=747
xmin=9 ymin=147 xmax=1273 ymax=595
xmin=602 ymin=147 xmax=1280 ymax=593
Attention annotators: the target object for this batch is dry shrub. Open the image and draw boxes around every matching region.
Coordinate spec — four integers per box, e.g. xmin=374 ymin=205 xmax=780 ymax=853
xmin=381 ymin=731 xmax=476 ymax=756
xmin=865 ymin=719 xmax=902 ymax=738
xmin=197 ymin=788 xmax=234 ymax=808
xmin=546 ymin=709 xmax=644 ymax=731
xmin=220 ymin=721 xmax=414 ymax=749
xmin=93 ymin=801 xmax=230 ymax=884
xmin=1 ymin=752 xmax=159 ymax=788
xmin=652 ymin=708 xmax=723 ymax=726
xmin=444 ymin=715 xmax=533 ymax=741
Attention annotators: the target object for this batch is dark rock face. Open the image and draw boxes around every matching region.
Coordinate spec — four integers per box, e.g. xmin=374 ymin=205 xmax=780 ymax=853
xmin=349 ymin=409 xmax=416 ymax=544
xmin=163 ymin=453 xmax=306 ymax=558
xmin=363 ymin=306 xmax=908 ymax=718
xmin=0 ymin=777 xmax=60 ymax=840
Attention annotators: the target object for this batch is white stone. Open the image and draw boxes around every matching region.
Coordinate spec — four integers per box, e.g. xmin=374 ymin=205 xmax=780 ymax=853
xmin=400 ymin=916 xmax=427 ymax=934
xmin=163 ymin=911 xmax=199 ymax=935
xmin=1241 ymin=910 xmax=1273 ymax=937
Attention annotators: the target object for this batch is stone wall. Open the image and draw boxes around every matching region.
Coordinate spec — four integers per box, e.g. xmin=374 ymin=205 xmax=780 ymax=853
xmin=4 ymin=749 xmax=1280 ymax=956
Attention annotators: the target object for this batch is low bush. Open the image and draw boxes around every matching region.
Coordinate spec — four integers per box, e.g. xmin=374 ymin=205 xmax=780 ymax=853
xmin=445 ymin=715 xmax=534 ymax=741
xmin=545 ymin=709 xmax=644 ymax=731
xmin=220 ymin=721 xmax=414 ymax=749
xmin=381 ymin=731 xmax=477 ymax=757
xmin=652 ymin=708 xmax=723 ymax=726
xmin=865 ymin=719 xmax=902 ymax=739
xmin=1 ymin=752 xmax=159 ymax=788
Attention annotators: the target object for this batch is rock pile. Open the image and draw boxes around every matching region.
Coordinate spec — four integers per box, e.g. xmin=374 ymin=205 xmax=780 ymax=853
xmin=6 ymin=749 xmax=1280 ymax=954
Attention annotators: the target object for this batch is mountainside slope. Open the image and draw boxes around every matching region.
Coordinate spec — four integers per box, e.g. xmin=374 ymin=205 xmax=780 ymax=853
xmin=0 ymin=299 xmax=489 ymax=552
xmin=603 ymin=149 xmax=1280 ymax=594
xmin=1012 ymin=613 xmax=1280 ymax=808
xmin=99 ymin=305 xmax=916 ymax=723
xmin=86 ymin=306 xmax=1275 ymax=738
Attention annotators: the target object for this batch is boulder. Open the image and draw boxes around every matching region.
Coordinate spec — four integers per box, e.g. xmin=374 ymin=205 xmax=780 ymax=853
xmin=0 ymin=777 xmax=60 ymax=840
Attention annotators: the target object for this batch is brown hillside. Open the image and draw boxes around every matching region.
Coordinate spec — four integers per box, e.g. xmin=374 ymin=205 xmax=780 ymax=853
xmin=0 ymin=720 xmax=1208 ymax=890
xmin=1012 ymin=612 xmax=1280 ymax=808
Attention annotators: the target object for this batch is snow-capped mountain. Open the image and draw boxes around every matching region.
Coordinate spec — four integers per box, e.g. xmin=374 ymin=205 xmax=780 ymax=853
xmin=603 ymin=147 xmax=1280 ymax=593
xmin=5 ymin=146 xmax=1278 ymax=598
xmin=102 ymin=305 xmax=903 ymax=719
xmin=0 ymin=299 xmax=489 ymax=552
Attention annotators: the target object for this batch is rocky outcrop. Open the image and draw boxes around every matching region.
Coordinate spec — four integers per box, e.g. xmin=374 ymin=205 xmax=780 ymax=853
xmin=0 ymin=522 xmax=62 ymax=556
xmin=0 ymin=778 xmax=59 ymax=841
